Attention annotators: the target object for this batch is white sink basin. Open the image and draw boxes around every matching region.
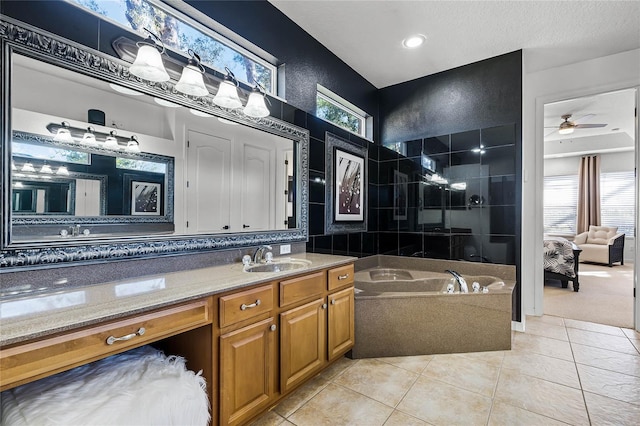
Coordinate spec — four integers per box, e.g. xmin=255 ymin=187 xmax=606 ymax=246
xmin=244 ymin=258 xmax=311 ymax=273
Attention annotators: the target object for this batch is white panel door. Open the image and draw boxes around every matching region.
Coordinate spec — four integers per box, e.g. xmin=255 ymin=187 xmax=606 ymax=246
xmin=241 ymin=144 xmax=272 ymax=232
xmin=186 ymin=130 xmax=232 ymax=233
xmin=75 ymin=179 xmax=101 ymax=216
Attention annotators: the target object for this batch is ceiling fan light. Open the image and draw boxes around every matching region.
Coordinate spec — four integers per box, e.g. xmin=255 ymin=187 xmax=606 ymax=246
xmin=558 ymin=127 xmax=574 ymax=135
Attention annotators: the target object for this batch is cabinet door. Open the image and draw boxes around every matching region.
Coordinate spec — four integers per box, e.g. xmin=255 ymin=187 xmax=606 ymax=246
xmin=280 ymin=298 xmax=326 ymax=392
xmin=328 ymin=287 xmax=355 ymax=361
xmin=220 ymin=317 xmax=276 ymax=426
xmin=186 ymin=130 xmax=232 ymax=233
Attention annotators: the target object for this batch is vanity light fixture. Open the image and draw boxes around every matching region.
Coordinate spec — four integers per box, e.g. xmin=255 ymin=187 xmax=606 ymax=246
xmin=213 ymin=67 xmax=242 ymax=109
xmin=402 ymin=34 xmax=426 ymax=49
xmin=81 ymin=127 xmax=97 ymax=145
xmin=126 ymin=135 xmax=141 ymax=153
xmin=175 ymin=49 xmax=209 ymax=97
xmin=104 ymin=131 xmax=120 ymax=149
xmin=53 ymin=121 xmax=74 ymax=143
xmin=39 ymin=164 xmax=53 ymax=174
xmin=472 ymin=145 xmax=486 ymax=154
xmin=21 ymin=163 xmax=36 ymax=173
xmin=243 ymin=81 xmax=271 ymax=118
xmin=129 ymin=28 xmax=170 ymax=82
xmin=56 ymin=166 xmax=70 ymax=176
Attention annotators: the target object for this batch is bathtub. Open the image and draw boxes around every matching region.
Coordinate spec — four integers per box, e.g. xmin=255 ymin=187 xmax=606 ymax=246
xmin=351 ymin=256 xmax=515 ymax=358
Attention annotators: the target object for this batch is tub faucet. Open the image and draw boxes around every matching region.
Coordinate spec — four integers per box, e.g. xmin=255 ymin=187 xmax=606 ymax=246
xmin=445 ymin=270 xmax=469 ymax=293
xmin=253 ymin=245 xmax=273 ymax=264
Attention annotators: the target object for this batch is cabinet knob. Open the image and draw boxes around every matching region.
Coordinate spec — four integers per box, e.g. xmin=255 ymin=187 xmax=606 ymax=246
xmin=322 ymin=303 xmax=327 ymax=309
xmin=270 ymin=324 xmax=277 ymax=331
xmin=240 ymin=299 xmax=261 ymax=310
xmin=331 ymin=299 xmax=336 ymax=305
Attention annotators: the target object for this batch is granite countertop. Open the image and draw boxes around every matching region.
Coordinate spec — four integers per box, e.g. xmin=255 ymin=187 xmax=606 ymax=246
xmin=0 ymin=253 xmax=356 ymax=346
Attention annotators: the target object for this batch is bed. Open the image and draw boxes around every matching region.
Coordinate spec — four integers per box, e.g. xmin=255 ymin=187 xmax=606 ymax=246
xmin=544 ymin=236 xmax=581 ymax=292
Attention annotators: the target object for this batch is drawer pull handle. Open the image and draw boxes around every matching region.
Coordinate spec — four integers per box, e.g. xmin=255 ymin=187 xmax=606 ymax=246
xmin=106 ymin=327 xmax=145 ymax=345
xmin=338 ymin=274 xmax=350 ymax=280
xmin=240 ymin=299 xmax=261 ymax=310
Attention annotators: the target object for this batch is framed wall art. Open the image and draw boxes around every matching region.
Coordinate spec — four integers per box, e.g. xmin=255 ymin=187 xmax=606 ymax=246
xmin=131 ymin=181 xmax=161 ymax=216
xmin=325 ymin=132 xmax=368 ymax=234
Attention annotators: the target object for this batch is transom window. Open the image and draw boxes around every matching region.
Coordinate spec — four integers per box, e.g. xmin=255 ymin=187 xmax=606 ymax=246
xmin=316 ymin=85 xmax=369 ymax=138
xmin=68 ymin=0 xmax=276 ymax=93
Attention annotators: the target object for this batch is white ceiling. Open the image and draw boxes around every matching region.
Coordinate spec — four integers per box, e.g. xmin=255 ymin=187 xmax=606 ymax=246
xmin=269 ymin=0 xmax=640 ymax=89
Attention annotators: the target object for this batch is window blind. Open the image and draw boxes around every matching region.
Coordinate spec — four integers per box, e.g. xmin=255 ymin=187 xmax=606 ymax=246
xmin=544 ymin=174 xmax=578 ymax=234
xmin=601 ymin=171 xmax=635 ymax=236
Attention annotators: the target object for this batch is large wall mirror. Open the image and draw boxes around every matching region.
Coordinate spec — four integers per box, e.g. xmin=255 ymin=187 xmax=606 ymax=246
xmin=0 ymin=18 xmax=309 ymax=268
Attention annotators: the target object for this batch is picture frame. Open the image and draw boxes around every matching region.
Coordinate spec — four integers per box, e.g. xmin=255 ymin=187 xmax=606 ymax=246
xmin=393 ymin=170 xmax=408 ymax=220
xmin=325 ymin=132 xmax=368 ymax=234
xmin=131 ymin=181 xmax=161 ymax=216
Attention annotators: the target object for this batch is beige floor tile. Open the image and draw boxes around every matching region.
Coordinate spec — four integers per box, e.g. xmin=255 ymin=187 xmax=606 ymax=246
xmin=512 ymin=331 xmax=574 ymax=361
xmin=576 ymin=363 xmax=640 ymax=405
xmin=319 ymin=356 xmax=357 ymax=379
xmin=564 ymin=318 xmax=627 ymax=337
xmin=383 ymin=410 xmax=429 ymax=426
xmin=273 ymin=372 xmax=332 ymax=418
xmin=452 ymin=350 xmax=506 ymax=368
xmin=572 ymin=342 xmax=640 ymax=377
xmin=333 ymin=358 xmax=418 ymax=407
xmin=422 ymin=355 xmax=501 ymax=397
xmin=396 ymin=376 xmax=492 ymax=425
xmin=524 ymin=320 xmax=569 ymax=341
xmin=488 ymin=401 xmax=567 ymax=426
xmin=567 ymin=327 xmax=639 ymax=355
xmin=249 ymin=410 xmax=291 ymax=426
xmin=622 ymin=328 xmax=640 ymax=341
xmin=526 ymin=314 xmax=565 ymax=327
xmin=631 ymin=339 xmax=640 ymax=354
xmin=377 ymin=354 xmax=433 ymax=374
xmin=584 ymin=391 xmax=640 ymax=425
xmin=495 ymin=368 xmax=589 ymax=425
xmin=287 ymin=383 xmax=393 ymax=426
xmin=501 ymin=351 xmax=580 ymax=388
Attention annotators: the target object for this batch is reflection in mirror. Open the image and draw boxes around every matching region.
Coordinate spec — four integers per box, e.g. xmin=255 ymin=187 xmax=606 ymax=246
xmin=8 ymin=53 xmax=296 ymax=243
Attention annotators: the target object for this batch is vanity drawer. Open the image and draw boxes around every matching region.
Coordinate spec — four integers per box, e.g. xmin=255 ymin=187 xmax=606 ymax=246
xmin=280 ymin=271 xmax=325 ymax=308
xmin=328 ymin=264 xmax=354 ymax=291
xmin=219 ymin=284 xmax=274 ymax=328
xmin=0 ymin=298 xmax=212 ymax=391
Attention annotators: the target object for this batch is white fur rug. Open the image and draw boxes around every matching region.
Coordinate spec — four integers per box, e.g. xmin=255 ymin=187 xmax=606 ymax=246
xmin=1 ymin=345 xmax=210 ymax=426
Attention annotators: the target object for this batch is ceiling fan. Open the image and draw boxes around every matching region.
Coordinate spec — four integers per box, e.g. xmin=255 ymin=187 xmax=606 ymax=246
xmin=548 ymin=114 xmax=607 ymax=135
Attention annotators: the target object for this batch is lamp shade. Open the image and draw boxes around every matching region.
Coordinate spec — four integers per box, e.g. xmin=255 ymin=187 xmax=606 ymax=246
xmin=243 ymin=89 xmax=270 ymax=118
xmin=213 ymin=79 xmax=242 ymax=109
xmin=104 ymin=133 xmax=119 ymax=149
xmin=54 ymin=123 xmax=73 ymax=143
xmin=56 ymin=166 xmax=69 ymax=176
xmin=175 ymin=65 xmax=208 ymax=97
xmin=126 ymin=136 xmax=141 ymax=153
xmin=81 ymin=128 xmax=97 ymax=145
xmin=558 ymin=127 xmax=574 ymax=135
xmin=129 ymin=44 xmax=169 ymax=82
xmin=40 ymin=164 xmax=53 ymax=174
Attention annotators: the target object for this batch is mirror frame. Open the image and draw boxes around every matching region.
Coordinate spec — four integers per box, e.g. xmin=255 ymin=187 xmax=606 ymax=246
xmin=0 ymin=17 xmax=309 ymax=269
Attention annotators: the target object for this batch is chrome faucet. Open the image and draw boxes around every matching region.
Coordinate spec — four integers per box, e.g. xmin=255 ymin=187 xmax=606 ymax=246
xmin=445 ymin=270 xmax=469 ymax=293
xmin=253 ymin=245 xmax=273 ymax=264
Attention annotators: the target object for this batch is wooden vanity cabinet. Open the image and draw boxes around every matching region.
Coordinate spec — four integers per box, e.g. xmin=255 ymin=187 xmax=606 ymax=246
xmin=327 ymin=286 xmax=355 ymax=361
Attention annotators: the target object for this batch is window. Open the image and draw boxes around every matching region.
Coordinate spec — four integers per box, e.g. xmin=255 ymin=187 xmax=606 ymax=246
xmin=12 ymin=142 xmax=90 ymax=165
xmin=544 ymin=174 xmax=578 ymax=234
xmin=316 ymin=85 xmax=369 ymax=138
xmin=68 ymin=0 xmax=276 ymax=93
xmin=116 ymin=158 xmax=167 ymax=174
xmin=601 ymin=171 xmax=635 ymax=236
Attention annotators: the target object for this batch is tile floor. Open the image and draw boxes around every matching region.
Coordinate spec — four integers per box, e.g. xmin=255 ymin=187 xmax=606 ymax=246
xmin=251 ymin=315 xmax=640 ymax=425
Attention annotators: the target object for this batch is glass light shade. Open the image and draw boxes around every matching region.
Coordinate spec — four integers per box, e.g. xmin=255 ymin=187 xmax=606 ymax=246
xmin=129 ymin=44 xmax=169 ymax=82
xmin=14 ymin=181 xmax=24 ymax=188
xmin=81 ymin=131 xmax=97 ymax=145
xmin=104 ymin=135 xmax=119 ymax=149
xmin=213 ymin=80 xmax=242 ymax=109
xmin=21 ymin=163 xmax=36 ymax=173
xmin=54 ymin=127 xmax=73 ymax=143
xmin=558 ymin=127 xmax=574 ymax=135
xmin=40 ymin=164 xmax=53 ymax=174
xmin=126 ymin=137 xmax=141 ymax=153
xmin=56 ymin=166 xmax=69 ymax=176
xmin=175 ymin=65 xmax=208 ymax=97
xmin=243 ymin=91 xmax=270 ymax=118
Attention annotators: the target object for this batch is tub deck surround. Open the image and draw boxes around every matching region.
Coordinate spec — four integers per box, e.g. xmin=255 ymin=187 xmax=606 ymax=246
xmin=352 ymin=255 xmax=515 ymax=358
xmin=0 ymin=252 xmax=356 ymax=347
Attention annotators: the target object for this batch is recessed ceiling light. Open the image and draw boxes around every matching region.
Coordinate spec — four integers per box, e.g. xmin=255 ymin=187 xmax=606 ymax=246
xmin=402 ymin=34 xmax=426 ymax=49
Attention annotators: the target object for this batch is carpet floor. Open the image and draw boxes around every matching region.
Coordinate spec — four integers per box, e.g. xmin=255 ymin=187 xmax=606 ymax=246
xmin=544 ymin=262 xmax=635 ymax=328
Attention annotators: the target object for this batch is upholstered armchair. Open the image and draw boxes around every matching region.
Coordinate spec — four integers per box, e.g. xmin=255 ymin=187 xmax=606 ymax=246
xmin=574 ymin=225 xmax=625 ymax=267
